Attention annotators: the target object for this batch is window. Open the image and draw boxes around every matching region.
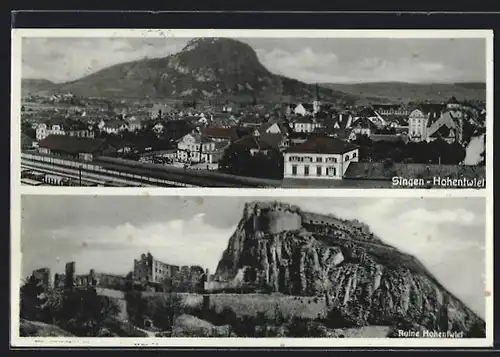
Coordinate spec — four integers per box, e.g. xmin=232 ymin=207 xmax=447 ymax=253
xmin=353 ymin=152 xmax=357 ymax=158
xmin=316 ymin=157 xmax=323 ymax=163
xmin=292 ymin=165 xmax=297 ymax=176
xmin=344 ymin=155 xmax=349 ymax=161
xmin=327 ymin=167 xmax=336 ymax=177
xmin=304 ymin=165 xmax=310 ymax=176
xmin=316 ymin=166 xmax=322 ymax=176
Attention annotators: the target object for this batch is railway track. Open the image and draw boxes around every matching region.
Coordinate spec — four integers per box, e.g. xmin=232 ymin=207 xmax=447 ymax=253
xmin=21 ymin=161 xmax=156 ymax=187
xmin=20 ymin=152 xmax=281 ymax=188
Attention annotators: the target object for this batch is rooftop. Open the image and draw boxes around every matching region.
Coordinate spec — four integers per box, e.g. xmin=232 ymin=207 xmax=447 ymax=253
xmin=38 ymin=135 xmax=108 ymax=154
xmin=286 ymin=136 xmax=358 ymax=155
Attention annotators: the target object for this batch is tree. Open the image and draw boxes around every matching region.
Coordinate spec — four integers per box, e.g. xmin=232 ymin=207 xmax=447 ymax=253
xmin=60 ymin=289 xmax=120 ymax=336
xmin=479 ymin=150 xmax=486 ymax=166
xmin=21 ymin=121 xmax=36 ymax=140
xmin=20 ymin=275 xmax=47 ymax=321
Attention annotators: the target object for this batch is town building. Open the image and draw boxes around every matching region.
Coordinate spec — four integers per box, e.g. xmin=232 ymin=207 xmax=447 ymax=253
xmin=408 ymin=104 xmax=445 ymax=142
xmin=101 ymin=120 xmax=128 ymax=135
xmin=232 ymin=133 xmax=285 ymax=155
xmin=293 ymin=103 xmax=314 ymax=116
xmin=238 ymin=114 xmax=266 ymax=128
xmin=36 ymin=122 xmax=66 ymax=141
xmin=176 ymin=132 xmax=228 ymax=164
xmin=372 ymin=104 xmax=409 ymax=116
xmin=427 ymin=110 xmax=464 ymax=144
xmin=36 ymin=120 xmax=95 ymax=141
xmin=126 ymin=116 xmax=143 ymax=132
xmin=408 ymin=109 xmax=429 ymax=141
xmin=348 ymin=117 xmax=376 ymax=140
xmin=446 ymin=96 xmax=461 ymax=110
xmin=349 ymin=107 xmax=386 ymax=128
xmin=291 ymin=116 xmax=322 ymax=133
xmin=283 ymin=136 xmax=359 ymax=179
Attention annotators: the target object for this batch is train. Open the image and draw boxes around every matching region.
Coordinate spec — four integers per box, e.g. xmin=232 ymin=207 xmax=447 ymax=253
xmin=93 ymin=156 xmax=281 ymax=188
xmin=21 ymin=152 xmax=282 ymax=188
xmin=21 ymin=167 xmax=110 ymax=187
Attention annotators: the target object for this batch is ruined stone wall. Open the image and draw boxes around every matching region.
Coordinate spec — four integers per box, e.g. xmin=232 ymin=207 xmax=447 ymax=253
xmin=301 ymin=212 xmax=373 ymax=240
xmin=244 ymin=201 xmax=303 ymax=235
xmin=260 ymin=210 xmax=302 ymax=234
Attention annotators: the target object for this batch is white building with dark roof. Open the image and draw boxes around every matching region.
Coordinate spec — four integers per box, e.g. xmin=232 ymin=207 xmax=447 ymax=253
xmin=36 ymin=122 xmax=66 ymax=141
xmin=292 ymin=116 xmax=322 ymax=133
xmin=176 ymin=132 xmax=228 ymax=164
xmin=283 ymin=136 xmax=359 ymax=180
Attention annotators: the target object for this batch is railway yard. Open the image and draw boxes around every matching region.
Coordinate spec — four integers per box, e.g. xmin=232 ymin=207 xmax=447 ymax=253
xmin=20 ymin=152 xmax=282 ymax=188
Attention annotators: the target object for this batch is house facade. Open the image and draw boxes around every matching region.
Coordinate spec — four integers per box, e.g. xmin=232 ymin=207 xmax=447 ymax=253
xmin=348 ymin=117 xmax=375 ymax=140
xmin=102 ymin=120 xmax=128 ymax=135
xmin=67 ymin=128 xmax=95 ymax=139
xmin=126 ymin=117 xmax=143 ymax=132
xmin=176 ymin=133 xmax=228 ymax=164
xmin=292 ymin=117 xmax=321 ymax=133
xmin=283 ymin=136 xmax=359 ymax=180
xmin=408 ymin=109 xmax=429 ymax=142
xmin=36 ymin=123 xmax=66 ymax=141
xmin=372 ymin=104 xmax=409 ymax=116
xmin=426 ymin=111 xmax=464 ymax=144
xmin=294 ymin=103 xmax=314 ymax=116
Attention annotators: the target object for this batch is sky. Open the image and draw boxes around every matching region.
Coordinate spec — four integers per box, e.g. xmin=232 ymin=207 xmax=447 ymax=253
xmin=21 ymin=37 xmax=486 ymax=84
xmin=19 ymin=195 xmax=486 ymax=318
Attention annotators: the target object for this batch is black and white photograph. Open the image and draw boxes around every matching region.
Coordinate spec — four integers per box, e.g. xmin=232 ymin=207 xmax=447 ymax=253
xmin=14 ymin=195 xmax=490 ymax=347
xmin=15 ymin=30 xmax=490 ymax=189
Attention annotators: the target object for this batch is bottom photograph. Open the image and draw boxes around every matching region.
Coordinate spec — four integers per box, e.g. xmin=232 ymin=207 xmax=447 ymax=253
xmin=15 ymin=195 xmax=489 ymax=346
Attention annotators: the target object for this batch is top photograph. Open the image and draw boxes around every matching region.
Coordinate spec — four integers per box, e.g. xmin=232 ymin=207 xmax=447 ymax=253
xmin=14 ymin=30 xmax=490 ymax=189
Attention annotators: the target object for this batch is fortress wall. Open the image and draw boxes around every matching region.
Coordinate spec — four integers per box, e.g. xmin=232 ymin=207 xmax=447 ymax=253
xmin=260 ymin=210 xmax=302 ymax=234
xmin=302 ymin=212 xmax=347 ymax=227
xmin=302 ymin=212 xmax=371 ymax=235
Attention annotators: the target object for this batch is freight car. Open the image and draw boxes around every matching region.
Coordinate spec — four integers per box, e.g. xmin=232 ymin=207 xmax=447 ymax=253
xmin=94 ymin=156 xmax=281 ymax=188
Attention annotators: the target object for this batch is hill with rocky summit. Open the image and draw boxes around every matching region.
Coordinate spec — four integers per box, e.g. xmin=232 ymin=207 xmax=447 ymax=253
xmin=214 ymin=201 xmax=485 ymax=336
xmin=21 ymin=38 xmax=356 ymax=104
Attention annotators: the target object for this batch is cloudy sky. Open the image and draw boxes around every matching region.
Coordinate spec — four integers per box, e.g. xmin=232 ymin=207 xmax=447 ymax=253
xmin=19 ymin=195 xmax=486 ymax=317
xmin=21 ymin=37 xmax=486 ymax=84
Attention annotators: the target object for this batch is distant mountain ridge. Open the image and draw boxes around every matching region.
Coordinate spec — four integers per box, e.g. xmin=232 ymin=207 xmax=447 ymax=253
xmin=322 ymin=82 xmax=486 ymax=104
xmin=20 ymin=38 xmax=356 ymax=104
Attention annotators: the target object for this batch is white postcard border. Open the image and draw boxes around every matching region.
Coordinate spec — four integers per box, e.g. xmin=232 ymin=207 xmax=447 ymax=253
xmin=10 ymin=28 xmax=494 ymax=348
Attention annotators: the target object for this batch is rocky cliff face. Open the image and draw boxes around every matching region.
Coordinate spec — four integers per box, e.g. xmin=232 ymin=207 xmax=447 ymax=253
xmin=214 ymin=201 xmax=485 ymax=336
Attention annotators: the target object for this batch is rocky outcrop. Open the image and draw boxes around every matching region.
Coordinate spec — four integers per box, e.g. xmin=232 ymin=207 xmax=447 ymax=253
xmin=214 ymin=201 xmax=485 ymax=336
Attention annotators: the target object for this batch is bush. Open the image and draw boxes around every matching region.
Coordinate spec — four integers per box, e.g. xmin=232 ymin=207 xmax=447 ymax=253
xmin=125 ymin=293 xmax=184 ymax=331
xmin=20 ymin=275 xmax=48 ymax=322
xmin=56 ymin=289 xmax=121 ymax=336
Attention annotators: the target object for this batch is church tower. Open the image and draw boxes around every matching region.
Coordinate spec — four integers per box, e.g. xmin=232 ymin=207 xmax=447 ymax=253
xmin=313 ymin=83 xmax=321 ymax=114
